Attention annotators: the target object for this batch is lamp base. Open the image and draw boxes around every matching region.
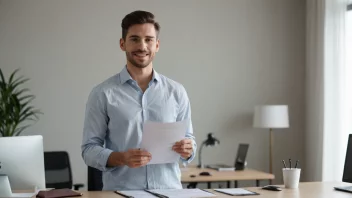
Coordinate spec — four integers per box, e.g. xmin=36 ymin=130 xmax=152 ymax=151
xmin=197 ymin=164 xmax=205 ymax=169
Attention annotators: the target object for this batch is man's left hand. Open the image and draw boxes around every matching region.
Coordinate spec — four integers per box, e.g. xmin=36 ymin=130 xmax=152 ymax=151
xmin=172 ymin=139 xmax=193 ymax=159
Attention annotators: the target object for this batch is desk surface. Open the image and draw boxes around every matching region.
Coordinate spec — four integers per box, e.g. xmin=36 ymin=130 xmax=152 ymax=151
xmin=31 ymin=182 xmax=349 ymax=198
xmin=181 ymin=165 xmax=275 ymax=182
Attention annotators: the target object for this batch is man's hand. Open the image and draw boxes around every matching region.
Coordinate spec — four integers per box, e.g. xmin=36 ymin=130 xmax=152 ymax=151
xmin=107 ymin=149 xmax=152 ymax=168
xmin=172 ymin=139 xmax=193 ymax=159
xmin=123 ymin=149 xmax=152 ymax=168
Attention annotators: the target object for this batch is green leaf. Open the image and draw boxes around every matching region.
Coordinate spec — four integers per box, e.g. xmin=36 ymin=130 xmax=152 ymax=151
xmin=13 ymin=124 xmax=31 ymax=136
xmin=10 ymin=78 xmax=29 ymax=91
xmin=13 ymin=88 xmax=30 ymax=98
xmin=18 ymin=95 xmax=35 ymax=102
xmin=0 ymin=68 xmax=6 ymax=84
xmin=8 ymin=68 xmax=20 ymax=84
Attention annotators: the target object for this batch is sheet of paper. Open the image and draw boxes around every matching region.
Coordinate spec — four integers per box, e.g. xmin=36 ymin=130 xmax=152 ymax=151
xmin=118 ymin=190 xmax=157 ymax=198
xmin=141 ymin=119 xmax=189 ymax=164
xmin=148 ymin=189 xmax=216 ymax=198
xmin=214 ymin=188 xmax=257 ymax=195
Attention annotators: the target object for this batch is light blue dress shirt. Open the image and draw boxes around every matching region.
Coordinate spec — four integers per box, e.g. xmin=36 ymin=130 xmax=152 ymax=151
xmin=81 ymin=66 xmax=196 ymax=190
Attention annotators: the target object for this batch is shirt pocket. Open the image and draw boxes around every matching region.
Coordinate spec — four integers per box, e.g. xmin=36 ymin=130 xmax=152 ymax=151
xmin=107 ymin=88 xmax=141 ymax=122
xmin=148 ymin=96 xmax=178 ymax=122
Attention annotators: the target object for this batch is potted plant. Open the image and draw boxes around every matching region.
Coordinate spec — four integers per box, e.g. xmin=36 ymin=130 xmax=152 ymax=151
xmin=0 ymin=68 xmax=42 ymax=137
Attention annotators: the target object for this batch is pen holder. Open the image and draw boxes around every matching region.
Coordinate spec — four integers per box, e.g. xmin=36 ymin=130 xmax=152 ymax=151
xmin=282 ymin=168 xmax=301 ymax=189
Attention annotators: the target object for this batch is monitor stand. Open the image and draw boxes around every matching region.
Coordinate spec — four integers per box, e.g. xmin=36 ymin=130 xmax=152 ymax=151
xmin=0 ymin=174 xmax=36 ymax=198
xmin=0 ymin=174 xmax=12 ymax=198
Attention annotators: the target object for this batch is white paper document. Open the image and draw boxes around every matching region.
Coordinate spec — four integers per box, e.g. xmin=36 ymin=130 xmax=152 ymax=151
xmin=141 ymin=119 xmax=189 ymax=164
xmin=214 ymin=188 xmax=257 ymax=195
xmin=148 ymin=189 xmax=216 ymax=198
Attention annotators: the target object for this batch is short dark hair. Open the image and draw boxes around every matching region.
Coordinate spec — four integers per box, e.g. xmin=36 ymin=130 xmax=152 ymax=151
xmin=121 ymin=10 xmax=160 ymax=40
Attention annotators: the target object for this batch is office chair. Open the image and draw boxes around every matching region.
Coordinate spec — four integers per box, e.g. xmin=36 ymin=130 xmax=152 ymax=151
xmin=87 ymin=166 xmax=103 ymax=191
xmin=44 ymin=151 xmax=84 ymax=190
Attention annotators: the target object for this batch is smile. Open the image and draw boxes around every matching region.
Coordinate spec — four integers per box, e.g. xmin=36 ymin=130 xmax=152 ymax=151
xmin=133 ymin=53 xmax=149 ymax=58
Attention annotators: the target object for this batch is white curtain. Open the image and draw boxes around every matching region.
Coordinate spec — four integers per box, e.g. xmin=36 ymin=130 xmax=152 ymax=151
xmin=306 ymin=0 xmax=349 ymax=182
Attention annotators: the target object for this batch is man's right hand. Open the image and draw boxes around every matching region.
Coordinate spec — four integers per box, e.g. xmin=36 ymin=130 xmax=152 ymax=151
xmin=107 ymin=149 xmax=152 ymax=168
xmin=123 ymin=149 xmax=152 ymax=168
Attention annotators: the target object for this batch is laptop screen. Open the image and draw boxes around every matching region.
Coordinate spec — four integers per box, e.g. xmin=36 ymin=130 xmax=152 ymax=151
xmin=343 ymin=134 xmax=352 ymax=183
xmin=234 ymin=144 xmax=249 ymax=164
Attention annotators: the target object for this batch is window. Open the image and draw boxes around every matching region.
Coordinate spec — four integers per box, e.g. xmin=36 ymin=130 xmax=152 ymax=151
xmin=346 ymin=5 xmax=352 ymax=139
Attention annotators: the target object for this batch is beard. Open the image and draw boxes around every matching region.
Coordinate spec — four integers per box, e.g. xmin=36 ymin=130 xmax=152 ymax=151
xmin=126 ymin=50 xmax=154 ymax=68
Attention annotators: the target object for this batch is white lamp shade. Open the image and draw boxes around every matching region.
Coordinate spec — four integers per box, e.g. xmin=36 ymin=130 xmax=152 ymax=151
xmin=253 ymin=105 xmax=289 ymax=128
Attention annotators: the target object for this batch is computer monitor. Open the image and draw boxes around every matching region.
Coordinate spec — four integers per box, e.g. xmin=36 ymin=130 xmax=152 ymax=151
xmin=342 ymin=134 xmax=352 ymax=183
xmin=334 ymin=134 xmax=352 ymax=193
xmin=0 ymin=135 xmax=46 ymax=191
xmin=234 ymin=144 xmax=249 ymax=170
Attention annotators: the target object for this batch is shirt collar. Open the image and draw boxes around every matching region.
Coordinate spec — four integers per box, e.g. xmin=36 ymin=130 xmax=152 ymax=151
xmin=119 ymin=66 xmax=133 ymax=84
xmin=119 ymin=66 xmax=161 ymax=84
xmin=152 ymin=69 xmax=161 ymax=83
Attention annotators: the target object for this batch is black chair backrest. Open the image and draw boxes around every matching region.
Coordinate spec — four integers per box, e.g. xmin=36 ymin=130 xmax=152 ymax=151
xmin=44 ymin=151 xmax=73 ymax=189
xmin=87 ymin=166 xmax=103 ymax=191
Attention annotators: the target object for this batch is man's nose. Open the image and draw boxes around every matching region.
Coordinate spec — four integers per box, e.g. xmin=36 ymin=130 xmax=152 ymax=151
xmin=137 ymin=40 xmax=147 ymax=51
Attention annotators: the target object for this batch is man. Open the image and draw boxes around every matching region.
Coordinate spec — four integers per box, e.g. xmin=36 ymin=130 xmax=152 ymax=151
xmin=81 ymin=10 xmax=196 ymax=190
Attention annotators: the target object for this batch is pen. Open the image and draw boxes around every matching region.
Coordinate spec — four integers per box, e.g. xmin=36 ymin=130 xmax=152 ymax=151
xmin=200 ymin=189 xmax=216 ymax=195
xmin=289 ymin=159 xmax=292 ymax=169
xmin=114 ymin=191 xmax=134 ymax=198
xmin=144 ymin=189 xmax=169 ymax=198
xmin=295 ymin=160 xmax=299 ymax=168
xmin=282 ymin=160 xmax=287 ymax=168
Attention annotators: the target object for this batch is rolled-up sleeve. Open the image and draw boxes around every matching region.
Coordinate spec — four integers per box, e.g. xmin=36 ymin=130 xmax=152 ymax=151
xmin=81 ymin=87 xmax=113 ymax=172
xmin=176 ymin=85 xmax=197 ymax=164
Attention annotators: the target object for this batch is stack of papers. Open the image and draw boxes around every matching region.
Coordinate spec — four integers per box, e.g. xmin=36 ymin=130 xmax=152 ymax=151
xmin=206 ymin=164 xmax=235 ymax=171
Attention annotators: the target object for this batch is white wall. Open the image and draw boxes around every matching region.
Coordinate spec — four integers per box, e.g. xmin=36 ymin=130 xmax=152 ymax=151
xmin=0 ymin=0 xmax=306 ymax=187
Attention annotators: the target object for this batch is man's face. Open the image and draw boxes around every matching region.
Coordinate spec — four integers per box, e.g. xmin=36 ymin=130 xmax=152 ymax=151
xmin=120 ymin=23 xmax=159 ymax=68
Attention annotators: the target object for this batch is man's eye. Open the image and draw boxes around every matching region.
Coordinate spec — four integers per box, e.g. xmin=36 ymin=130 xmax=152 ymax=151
xmin=131 ymin=38 xmax=138 ymax=42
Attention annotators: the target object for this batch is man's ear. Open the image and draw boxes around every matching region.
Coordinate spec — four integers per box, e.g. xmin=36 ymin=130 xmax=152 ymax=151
xmin=120 ymin=38 xmax=126 ymax=51
xmin=155 ymin=39 xmax=160 ymax=52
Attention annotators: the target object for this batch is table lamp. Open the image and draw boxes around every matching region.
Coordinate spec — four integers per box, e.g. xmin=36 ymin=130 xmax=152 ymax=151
xmin=197 ymin=133 xmax=220 ymax=168
xmin=253 ymin=105 xmax=289 ymax=174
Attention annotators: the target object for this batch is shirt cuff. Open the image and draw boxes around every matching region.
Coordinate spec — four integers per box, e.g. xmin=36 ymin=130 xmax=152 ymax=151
xmin=180 ymin=140 xmax=197 ymax=165
xmin=99 ymin=148 xmax=114 ymax=172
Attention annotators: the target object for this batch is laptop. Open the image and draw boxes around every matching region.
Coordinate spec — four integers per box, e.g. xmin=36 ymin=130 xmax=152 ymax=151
xmin=334 ymin=134 xmax=352 ymax=193
xmin=206 ymin=144 xmax=249 ymax=171
xmin=234 ymin=144 xmax=249 ymax=170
